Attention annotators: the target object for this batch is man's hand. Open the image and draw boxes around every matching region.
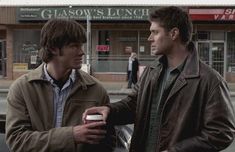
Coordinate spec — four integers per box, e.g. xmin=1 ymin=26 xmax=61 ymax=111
xmin=73 ymin=121 xmax=107 ymax=144
xmin=161 ymin=150 xmax=168 ymax=152
xmin=82 ymin=106 xmax=111 ymax=123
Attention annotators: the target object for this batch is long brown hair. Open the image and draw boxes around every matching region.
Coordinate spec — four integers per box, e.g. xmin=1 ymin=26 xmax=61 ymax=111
xmin=39 ymin=19 xmax=87 ymax=63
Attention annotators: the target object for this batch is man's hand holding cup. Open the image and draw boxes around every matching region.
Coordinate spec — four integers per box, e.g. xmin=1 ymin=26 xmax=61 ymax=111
xmin=73 ymin=114 xmax=107 ymax=144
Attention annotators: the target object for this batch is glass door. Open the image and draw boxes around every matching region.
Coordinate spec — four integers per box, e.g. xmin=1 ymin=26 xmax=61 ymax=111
xmin=211 ymin=42 xmax=225 ymax=76
xmin=197 ymin=31 xmax=226 ymax=78
xmin=198 ymin=42 xmax=210 ymax=65
xmin=197 ymin=41 xmax=225 ymax=77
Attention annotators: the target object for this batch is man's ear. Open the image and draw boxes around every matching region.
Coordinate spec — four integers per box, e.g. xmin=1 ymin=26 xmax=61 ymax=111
xmin=49 ymin=48 xmax=59 ymax=55
xmin=170 ymin=27 xmax=179 ymax=41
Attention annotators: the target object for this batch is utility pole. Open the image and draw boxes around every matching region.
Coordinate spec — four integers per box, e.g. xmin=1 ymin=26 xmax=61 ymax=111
xmin=86 ymin=15 xmax=91 ymax=65
xmin=86 ymin=15 xmax=91 ymax=74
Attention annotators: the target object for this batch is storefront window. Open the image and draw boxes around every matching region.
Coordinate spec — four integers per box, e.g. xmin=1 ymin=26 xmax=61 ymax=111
xmin=93 ymin=30 xmax=110 ymax=72
xmin=227 ymin=32 xmax=235 ymax=72
xmin=138 ymin=31 xmax=155 ymax=66
xmin=92 ymin=30 xmax=138 ymax=72
xmin=92 ymin=30 xmax=153 ymax=73
xmin=197 ymin=31 xmax=210 ymax=40
xmin=13 ymin=29 xmax=41 ymax=70
xmin=211 ymin=31 xmax=225 ymax=40
xmin=197 ymin=31 xmax=225 ymax=76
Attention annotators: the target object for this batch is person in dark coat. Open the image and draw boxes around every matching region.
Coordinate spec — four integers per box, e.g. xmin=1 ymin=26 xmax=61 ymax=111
xmin=127 ymin=52 xmax=139 ymax=88
xmin=83 ymin=6 xmax=235 ymax=152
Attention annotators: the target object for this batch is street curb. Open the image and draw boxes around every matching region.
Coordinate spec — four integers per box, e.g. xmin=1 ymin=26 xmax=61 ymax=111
xmin=0 ymin=88 xmax=132 ymax=95
xmin=2 ymin=89 xmax=235 ymax=97
xmin=0 ymin=89 xmax=8 ymax=93
xmin=107 ymin=89 xmax=132 ymax=95
xmin=230 ymin=92 xmax=235 ymax=97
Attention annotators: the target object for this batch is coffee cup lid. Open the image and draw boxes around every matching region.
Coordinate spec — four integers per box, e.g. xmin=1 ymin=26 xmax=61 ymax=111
xmin=86 ymin=114 xmax=103 ymax=121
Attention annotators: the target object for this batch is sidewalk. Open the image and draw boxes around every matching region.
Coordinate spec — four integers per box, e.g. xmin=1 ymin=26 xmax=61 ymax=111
xmin=0 ymin=79 xmax=132 ymax=94
xmin=0 ymin=79 xmax=12 ymax=89
xmin=1 ymin=79 xmax=235 ymax=95
xmin=100 ymin=81 xmax=132 ymax=95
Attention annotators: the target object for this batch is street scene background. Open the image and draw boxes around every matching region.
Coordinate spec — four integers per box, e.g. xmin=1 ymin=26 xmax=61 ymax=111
xmin=1 ymin=2 xmax=235 ymax=151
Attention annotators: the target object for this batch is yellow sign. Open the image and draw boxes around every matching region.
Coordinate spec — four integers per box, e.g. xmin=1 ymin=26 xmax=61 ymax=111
xmin=13 ymin=63 xmax=28 ymax=71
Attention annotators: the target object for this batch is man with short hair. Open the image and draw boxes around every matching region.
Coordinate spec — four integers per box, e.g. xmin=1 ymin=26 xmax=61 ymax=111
xmin=83 ymin=6 xmax=235 ymax=152
xmin=6 ymin=19 xmax=115 ymax=152
xmin=127 ymin=52 xmax=139 ymax=88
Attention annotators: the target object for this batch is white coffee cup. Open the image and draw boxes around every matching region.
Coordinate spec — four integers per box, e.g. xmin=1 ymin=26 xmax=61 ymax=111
xmin=85 ymin=114 xmax=103 ymax=124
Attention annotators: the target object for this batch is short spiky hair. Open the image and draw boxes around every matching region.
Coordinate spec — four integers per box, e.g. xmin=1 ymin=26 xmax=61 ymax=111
xmin=149 ymin=6 xmax=192 ymax=44
xmin=40 ymin=19 xmax=87 ymax=63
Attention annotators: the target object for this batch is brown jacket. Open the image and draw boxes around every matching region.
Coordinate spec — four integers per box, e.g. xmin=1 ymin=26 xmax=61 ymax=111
xmin=109 ymin=48 xmax=235 ymax=152
xmin=6 ymin=64 xmax=115 ymax=152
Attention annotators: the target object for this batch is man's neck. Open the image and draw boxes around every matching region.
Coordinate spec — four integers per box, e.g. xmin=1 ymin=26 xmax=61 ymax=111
xmin=46 ymin=63 xmax=72 ymax=83
xmin=166 ymin=45 xmax=189 ymax=69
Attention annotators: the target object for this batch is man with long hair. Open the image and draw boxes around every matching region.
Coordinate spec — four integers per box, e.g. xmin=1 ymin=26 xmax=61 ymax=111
xmin=6 ymin=19 xmax=115 ymax=152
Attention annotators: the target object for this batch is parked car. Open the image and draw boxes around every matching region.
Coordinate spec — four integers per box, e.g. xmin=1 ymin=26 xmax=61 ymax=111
xmin=115 ymin=125 xmax=133 ymax=152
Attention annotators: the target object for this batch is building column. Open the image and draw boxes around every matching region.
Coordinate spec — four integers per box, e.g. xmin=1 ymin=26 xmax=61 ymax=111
xmin=6 ymin=27 xmax=13 ymax=80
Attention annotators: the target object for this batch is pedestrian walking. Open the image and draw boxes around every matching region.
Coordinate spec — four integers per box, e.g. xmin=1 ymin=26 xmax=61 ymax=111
xmin=127 ymin=52 xmax=139 ymax=88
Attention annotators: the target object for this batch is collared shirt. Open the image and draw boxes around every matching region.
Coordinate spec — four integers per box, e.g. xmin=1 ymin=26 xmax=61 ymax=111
xmin=145 ymin=56 xmax=186 ymax=152
xmin=128 ymin=57 xmax=133 ymax=71
xmin=43 ymin=64 xmax=76 ymax=127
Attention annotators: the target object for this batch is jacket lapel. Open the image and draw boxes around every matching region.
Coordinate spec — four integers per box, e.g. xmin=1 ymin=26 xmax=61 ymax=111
xmin=148 ymin=59 xmax=164 ymax=90
xmin=166 ymin=47 xmax=200 ymax=102
xmin=166 ymin=75 xmax=187 ymax=102
xmin=67 ymin=70 xmax=96 ymax=98
xmin=27 ymin=64 xmax=97 ymax=127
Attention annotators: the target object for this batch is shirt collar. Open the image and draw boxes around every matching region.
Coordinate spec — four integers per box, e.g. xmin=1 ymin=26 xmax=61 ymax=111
xmin=43 ymin=64 xmax=76 ymax=85
xmin=159 ymin=55 xmax=187 ymax=74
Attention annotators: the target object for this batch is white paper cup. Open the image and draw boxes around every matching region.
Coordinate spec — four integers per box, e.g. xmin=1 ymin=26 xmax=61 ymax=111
xmin=85 ymin=114 xmax=103 ymax=124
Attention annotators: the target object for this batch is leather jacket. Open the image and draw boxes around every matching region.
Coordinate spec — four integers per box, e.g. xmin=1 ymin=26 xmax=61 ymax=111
xmin=109 ymin=48 xmax=235 ymax=152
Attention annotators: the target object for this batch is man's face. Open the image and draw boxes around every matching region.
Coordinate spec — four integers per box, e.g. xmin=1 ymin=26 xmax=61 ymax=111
xmin=148 ymin=21 xmax=173 ymax=56
xmin=54 ymin=42 xmax=85 ymax=69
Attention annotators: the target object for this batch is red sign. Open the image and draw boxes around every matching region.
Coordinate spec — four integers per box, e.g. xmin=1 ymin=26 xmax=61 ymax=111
xmin=189 ymin=8 xmax=235 ymax=21
xmin=96 ymin=45 xmax=110 ymax=52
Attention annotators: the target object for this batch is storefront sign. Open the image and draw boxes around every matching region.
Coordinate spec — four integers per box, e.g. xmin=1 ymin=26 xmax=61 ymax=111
xmin=17 ymin=7 xmax=151 ymax=21
xmin=96 ymin=45 xmax=110 ymax=52
xmin=13 ymin=63 xmax=28 ymax=71
xmin=189 ymin=8 xmax=235 ymax=21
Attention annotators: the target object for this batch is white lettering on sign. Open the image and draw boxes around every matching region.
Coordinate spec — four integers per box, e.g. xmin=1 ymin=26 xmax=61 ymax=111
xmin=214 ymin=14 xmax=235 ymax=20
xmin=224 ymin=9 xmax=235 ymax=15
xmin=189 ymin=8 xmax=235 ymax=21
xmin=40 ymin=8 xmax=149 ymax=20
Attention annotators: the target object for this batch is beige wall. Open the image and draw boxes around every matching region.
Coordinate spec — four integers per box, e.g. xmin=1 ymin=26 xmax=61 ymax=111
xmin=0 ymin=7 xmax=16 ymax=24
xmin=6 ymin=27 xmax=13 ymax=79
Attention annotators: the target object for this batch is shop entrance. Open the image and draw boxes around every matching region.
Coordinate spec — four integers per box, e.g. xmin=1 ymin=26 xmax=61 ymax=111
xmin=0 ymin=40 xmax=6 ymax=78
xmin=197 ymin=41 xmax=225 ymax=77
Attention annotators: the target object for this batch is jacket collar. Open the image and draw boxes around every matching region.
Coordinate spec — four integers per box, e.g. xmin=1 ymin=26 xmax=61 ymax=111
xmin=181 ymin=48 xmax=200 ymax=78
xmin=27 ymin=63 xmax=96 ymax=89
xmin=149 ymin=47 xmax=200 ymax=79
